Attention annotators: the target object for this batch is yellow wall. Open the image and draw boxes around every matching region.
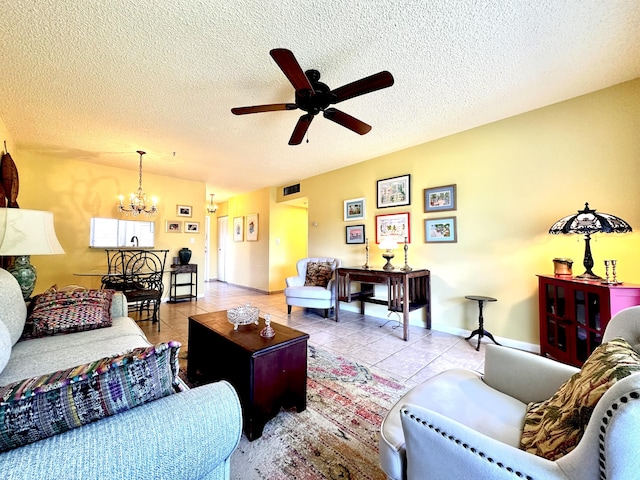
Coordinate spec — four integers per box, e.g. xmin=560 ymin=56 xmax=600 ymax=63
xmin=5 ymin=147 xmax=206 ymax=296
xmin=278 ymin=78 xmax=640 ymax=349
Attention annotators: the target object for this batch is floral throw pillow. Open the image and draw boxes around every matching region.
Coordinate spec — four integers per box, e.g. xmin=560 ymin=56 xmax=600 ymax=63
xmin=520 ymin=337 xmax=640 ymax=460
xmin=304 ymin=262 xmax=333 ymax=288
xmin=0 ymin=341 xmax=183 ymax=452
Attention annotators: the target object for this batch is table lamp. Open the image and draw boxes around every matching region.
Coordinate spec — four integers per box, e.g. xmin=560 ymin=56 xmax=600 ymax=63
xmin=379 ymin=237 xmax=398 ymax=271
xmin=548 ymin=202 xmax=631 ymax=280
xmin=0 ymin=208 xmax=65 ymax=299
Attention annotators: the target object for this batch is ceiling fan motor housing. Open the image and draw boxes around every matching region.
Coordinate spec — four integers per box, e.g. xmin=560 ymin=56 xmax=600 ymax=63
xmin=295 ymin=70 xmax=334 ymax=114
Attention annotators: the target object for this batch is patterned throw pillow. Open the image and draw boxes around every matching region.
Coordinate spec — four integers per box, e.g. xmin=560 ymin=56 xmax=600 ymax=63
xmin=22 ymin=289 xmax=115 ymax=339
xmin=0 ymin=341 xmax=183 ymax=452
xmin=304 ymin=262 xmax=333 ymax=288
xmin=520 ymin=337 xmax=640 ymax=460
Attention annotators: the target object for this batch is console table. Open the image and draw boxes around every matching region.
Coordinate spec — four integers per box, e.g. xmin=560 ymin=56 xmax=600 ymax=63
xmin=335 ymin=267 xmax=431 ymax=341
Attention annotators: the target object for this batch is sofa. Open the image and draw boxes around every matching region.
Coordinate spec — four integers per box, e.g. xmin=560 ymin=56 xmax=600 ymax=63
xmin=0 ymin=268 xmax=242 ymax=480
xmin=380 ymin=305 xmax=640 ymax=480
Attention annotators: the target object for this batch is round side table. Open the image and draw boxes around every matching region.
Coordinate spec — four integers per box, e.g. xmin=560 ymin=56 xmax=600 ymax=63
xmin=464 ymin=295 xmax=501 ymax=351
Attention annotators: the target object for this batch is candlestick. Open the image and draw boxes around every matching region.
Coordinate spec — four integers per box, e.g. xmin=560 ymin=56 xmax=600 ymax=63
xmin=362 ymin=238 xmax=370 ymax=269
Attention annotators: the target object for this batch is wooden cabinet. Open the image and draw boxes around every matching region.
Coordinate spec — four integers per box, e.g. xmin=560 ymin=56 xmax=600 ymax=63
xmin=538 ymin=275 xmax=640 ymax=366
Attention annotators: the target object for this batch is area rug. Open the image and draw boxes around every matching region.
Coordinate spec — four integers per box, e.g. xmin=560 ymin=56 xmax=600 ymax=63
xmin=227 ymin=345 xmax=409 ymax=480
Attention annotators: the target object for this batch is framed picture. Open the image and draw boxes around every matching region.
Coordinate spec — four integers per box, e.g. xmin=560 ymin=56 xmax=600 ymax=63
xmin=166 ymin=220 xmax=181 ymax=233
xmin=424 ymin=184 xmax=457 ymax=212
xmin=246 ymin=213 xmax=258 ymax=241
xmin=177 ymin=205 xmax=192 ymax=217
xmin=377 ymin=174 xmax=410 ymax=208
xmin=185 ymin=221 xmax=200 ymax=233
xmin=345 ymin=224 xmax=366 ymax=244
xmin=375 ymin=212 xmax=410 ymax=243
xmin=344 ymin=197 xmax=366 ymax=221
xmin=425 ymin=217 xmax=457 ymax=243
xmin=233 ymin=217 xmax=243 ymax=242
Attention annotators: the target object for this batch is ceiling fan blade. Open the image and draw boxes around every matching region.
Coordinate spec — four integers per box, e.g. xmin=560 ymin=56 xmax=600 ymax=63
xmin=231 ymin=103 xmax=297 ymax=115
xmin=289 ymin=114 xmax=314 ymax=145
xmin=323 ymin=108 xmax=372 ymax=135
xmin=270 ymin=48 xmax=315 ymax=94
xmin=330 ymin=71 xmax=394 ymax=104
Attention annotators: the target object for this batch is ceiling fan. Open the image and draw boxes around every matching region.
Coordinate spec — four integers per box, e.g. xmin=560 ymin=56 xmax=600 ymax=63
xmin=231 ymin=49 xmax=394 ymax=145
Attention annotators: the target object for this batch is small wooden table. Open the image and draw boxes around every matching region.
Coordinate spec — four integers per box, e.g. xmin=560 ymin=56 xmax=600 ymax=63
xmin=187 ymin=311 xmax=309 ymax=441
xmin=335 ymin=266 xmax=431 ymax=341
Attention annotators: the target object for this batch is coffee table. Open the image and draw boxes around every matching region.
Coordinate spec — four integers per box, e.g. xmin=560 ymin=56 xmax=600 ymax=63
xmin=187 ymin=311 xmax=309 ymax=441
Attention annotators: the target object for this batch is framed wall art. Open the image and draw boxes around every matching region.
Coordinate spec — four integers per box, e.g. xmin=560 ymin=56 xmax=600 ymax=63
xmin=185 ymin=221 xmax=200 ymax=233
xmin=377 ymin=174 xmax=410 ymax=208
xmin=375 ymin=212 xmax=410 ymax=243
xmin=165 ymin=220 xmax=181 ymax=233
xmin=345 ymin=224 xmax=366 ymax=244
xmin=233 ymin=217 xmax=244 ymax=242
xmin=177 ymin=205 xmax=192 ymax=217
xmin=424 ymin=184 xmax=457 ymax=212
xmin=425 ymin=217 xmax=457 ymax=243
xmin=343 ymin=197 xmax=366 ymax=221
xmin=246 ymin=213 xmax=258 ymax=241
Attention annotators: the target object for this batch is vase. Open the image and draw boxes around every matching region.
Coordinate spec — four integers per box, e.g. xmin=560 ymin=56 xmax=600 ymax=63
xmin=178 ymin=248 xmax=192 ymax=265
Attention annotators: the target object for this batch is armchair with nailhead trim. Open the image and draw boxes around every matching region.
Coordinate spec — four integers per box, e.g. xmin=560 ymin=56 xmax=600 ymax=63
xmin=379 ymin=306 xmax=640 ymax=480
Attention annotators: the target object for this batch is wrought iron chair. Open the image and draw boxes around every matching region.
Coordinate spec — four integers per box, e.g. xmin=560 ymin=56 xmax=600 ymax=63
xmin=102 ymin=249 xmax=168 ymax=330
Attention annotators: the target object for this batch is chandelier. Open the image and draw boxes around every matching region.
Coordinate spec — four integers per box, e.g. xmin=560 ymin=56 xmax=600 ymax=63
xmin=207 ymin=193 xmax=218 ymax=214
xmin=118 ymin=150 xmax=157 ymax=216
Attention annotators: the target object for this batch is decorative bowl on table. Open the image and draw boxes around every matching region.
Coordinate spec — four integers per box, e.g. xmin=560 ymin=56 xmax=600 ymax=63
xmin=227 ymin=303 xmax=260 ymax=330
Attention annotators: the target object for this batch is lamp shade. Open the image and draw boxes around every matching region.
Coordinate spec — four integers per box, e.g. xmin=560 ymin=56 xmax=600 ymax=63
xmin=379 ymin=237 xmax=398 ymax=251
xmin=0 ymin=208 xmax=65 ymax=255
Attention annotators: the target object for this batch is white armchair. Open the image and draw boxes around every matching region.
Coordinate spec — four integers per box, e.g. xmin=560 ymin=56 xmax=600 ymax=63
xmin=284 ymin=257 xmax=341 ymax=318
xmin=380 ymin=306 xmax=640 ymax=480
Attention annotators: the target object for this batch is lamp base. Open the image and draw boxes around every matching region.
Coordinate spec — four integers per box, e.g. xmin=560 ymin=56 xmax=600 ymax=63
xmin=575 ymin=271 xmax=602 ymax=281
xmin=8 ymin=255 xmax=37 ymax=300
xmin=382 ymin=253 xmax=394 ymax=271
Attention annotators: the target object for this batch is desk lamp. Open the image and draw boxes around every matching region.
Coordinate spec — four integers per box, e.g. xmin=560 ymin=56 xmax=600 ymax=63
xmin=0 ymin=208 xmax=65 ymax=299
xmin=379 ymin=237 xmax=398 ymax=271
xmin=548 ymin=202 xmax=631 ymax=280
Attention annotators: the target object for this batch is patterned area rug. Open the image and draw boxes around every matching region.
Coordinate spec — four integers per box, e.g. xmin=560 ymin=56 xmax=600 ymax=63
xmin=228 ymin=345 xmax=409 ymax=480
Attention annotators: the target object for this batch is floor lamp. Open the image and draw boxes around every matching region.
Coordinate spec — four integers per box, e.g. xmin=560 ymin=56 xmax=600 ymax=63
xmin=0 ymin=208 xmax=65 ymax=299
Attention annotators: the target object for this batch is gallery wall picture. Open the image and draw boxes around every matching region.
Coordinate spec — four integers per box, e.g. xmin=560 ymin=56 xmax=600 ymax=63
xmin=424 ymin=184 xmax=457 ymax=212
xmin=344 ymin=197 xmax=366 ymax=221
xmin=233 ymin=217 xmax=244 ymax=241
xmin=425 ymin=217 xmax=457 ymax=243
xmin=375 ymin=212 xmax=410 ymax=243
xmin=377 ymin=174 xmax=410 ymax=208
xmin=177 ymin=205 xmax=192 ymax=217
xmin=246 ymin=214 xmax=258 ymax=241
xmin=346 ymin=224 xmax=365 ymax=244
xmin=185 ymin=222 xmax=200 ymax=233
xmin=166 ymin=221 xmax=182 ymax=233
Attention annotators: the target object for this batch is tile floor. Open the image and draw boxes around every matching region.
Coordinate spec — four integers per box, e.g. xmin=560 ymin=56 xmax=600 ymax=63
xmin=138 ymin=281 xmax=486 ymax=387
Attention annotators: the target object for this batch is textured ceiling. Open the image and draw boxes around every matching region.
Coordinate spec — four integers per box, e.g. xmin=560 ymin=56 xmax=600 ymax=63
xmin=1 ymin=1 xmax=639 ymax=202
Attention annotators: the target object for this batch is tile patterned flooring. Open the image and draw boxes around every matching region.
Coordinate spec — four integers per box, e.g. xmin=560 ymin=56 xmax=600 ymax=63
xmin=138 ymin=281 xmax=486 ymax=387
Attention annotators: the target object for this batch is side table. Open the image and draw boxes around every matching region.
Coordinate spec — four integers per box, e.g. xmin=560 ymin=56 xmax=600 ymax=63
xmin=465 ymin=295 xmax=500 ymax=351
xmin=168 ymin=263 xmax=197 ymax=303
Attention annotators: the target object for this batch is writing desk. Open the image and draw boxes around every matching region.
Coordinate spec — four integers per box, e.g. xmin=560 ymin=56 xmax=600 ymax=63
xmin=335 ymin=266 xmax=431 ymax=341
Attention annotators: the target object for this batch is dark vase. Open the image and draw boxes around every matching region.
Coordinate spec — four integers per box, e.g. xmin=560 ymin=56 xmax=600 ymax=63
xmin=178 ymin=248 xmax=192 ymax=265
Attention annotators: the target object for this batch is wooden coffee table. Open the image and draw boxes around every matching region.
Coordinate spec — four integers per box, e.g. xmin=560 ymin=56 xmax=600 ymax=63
xmin=187 ymin=311 xmax=309 ymax=441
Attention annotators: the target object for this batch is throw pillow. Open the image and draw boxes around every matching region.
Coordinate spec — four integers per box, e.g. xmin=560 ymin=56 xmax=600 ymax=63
xmin=0 ymin=268 xmax=28 ymax=346
xmin=520 ymin=337 xmax=640 ymax=460
xmin=22 ymin=289 xmax=115 ymax=339
xmin=0 ymin=341 xmax=183 ymax=452
xmin=0 ymin=322 xmax=11 ymax=375
xmin=304 ymin=262 xmax=333 ymax=288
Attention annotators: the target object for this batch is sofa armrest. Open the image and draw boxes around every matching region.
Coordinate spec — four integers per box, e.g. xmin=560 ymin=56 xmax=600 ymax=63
xmin=0 ymin=381 xmax=242 ymax=480
xmin=110 ymin=292 xmax=129 ymax=318
xmin=400 ymin=404 xmax=568 ymax=480
xmin=483 ymin=344 xmax=579 ymax=404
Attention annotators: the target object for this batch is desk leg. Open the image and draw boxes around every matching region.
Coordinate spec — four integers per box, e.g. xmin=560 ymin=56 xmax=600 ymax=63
xmin=403 ymin=292 xmax=409 ymax=341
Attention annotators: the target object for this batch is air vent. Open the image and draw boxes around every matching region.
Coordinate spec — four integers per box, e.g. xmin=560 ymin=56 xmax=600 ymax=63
xmin=283 ymin=183 xmax=301 ymax=196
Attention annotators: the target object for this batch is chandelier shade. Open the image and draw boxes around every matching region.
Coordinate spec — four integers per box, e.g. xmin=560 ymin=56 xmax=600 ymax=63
xmin=118 ymin=150 xmax=157 ymax=216
xmin=548 ymin=202 xmax=632 ymax=280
